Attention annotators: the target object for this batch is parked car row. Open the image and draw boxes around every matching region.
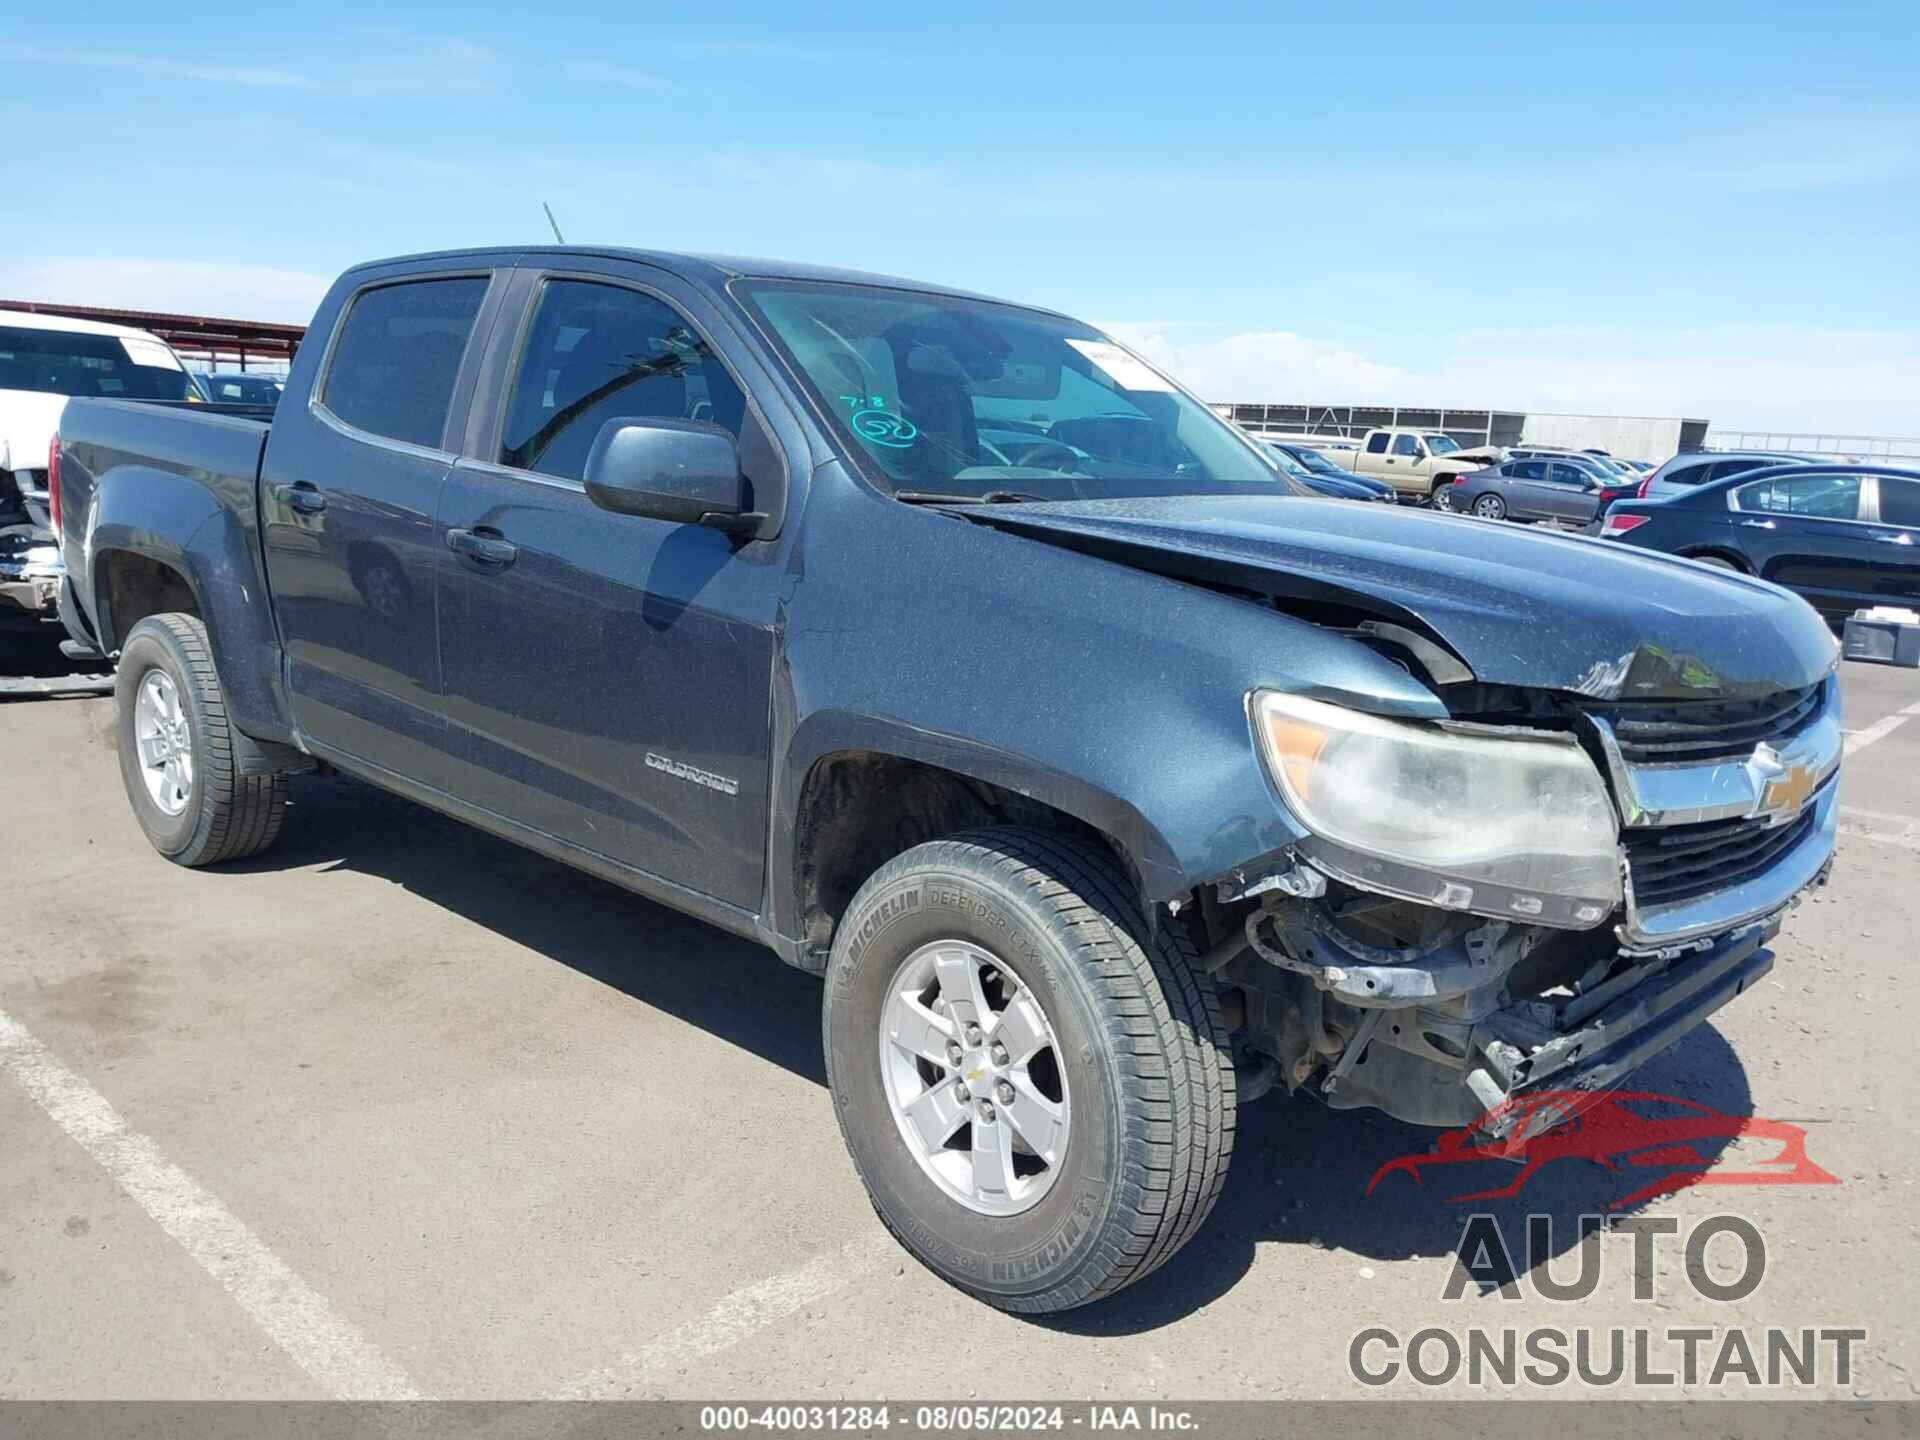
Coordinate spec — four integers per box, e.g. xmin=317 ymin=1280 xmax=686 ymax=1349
xmin=1240 ymin=420 xmax=1920 ymax=622
xmin=1597 ymin=462 xmax=1920 ymax=624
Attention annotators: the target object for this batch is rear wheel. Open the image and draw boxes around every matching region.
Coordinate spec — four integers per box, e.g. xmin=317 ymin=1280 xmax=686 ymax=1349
xmin=1473 ymin=493 xmax=1507 ymax=520
xmin=823 ymin=827 xmax=1235 ymax=1312
xmin=116 ymin=614 xmax=289 ymax=866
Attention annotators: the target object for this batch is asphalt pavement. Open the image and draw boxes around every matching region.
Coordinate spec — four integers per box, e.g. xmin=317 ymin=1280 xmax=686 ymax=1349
xmin=3 ymin=643 xmax=1917 ymax=1401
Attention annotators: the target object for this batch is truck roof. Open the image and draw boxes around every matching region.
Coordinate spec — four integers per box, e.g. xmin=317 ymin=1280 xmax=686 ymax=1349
xmin=342 ymin=245 xmax=1057 ymax=314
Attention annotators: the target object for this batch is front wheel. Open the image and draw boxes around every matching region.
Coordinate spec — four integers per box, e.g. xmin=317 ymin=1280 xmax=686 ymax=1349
xmin=1431 ymin=484 xmax=1455 ymax=512
xmin=116 ymin=613 xmax=289 ymax=866
xmin=823 ymin=827 xmax=1235 ymax=1312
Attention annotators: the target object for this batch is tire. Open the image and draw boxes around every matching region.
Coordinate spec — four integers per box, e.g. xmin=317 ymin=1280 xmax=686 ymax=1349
xmin=116 ymin=613 xmax=289 ymax=867
xmin=823 ymin=826 xmax=1235 ymax=1312
xmin=1687 ymin=554 xmax=1741 ymax=571
xmin=1473 ymin=493 xmax=1507 ymax=520
xmin=1430 ymin=485 xmax=1455 ymax=512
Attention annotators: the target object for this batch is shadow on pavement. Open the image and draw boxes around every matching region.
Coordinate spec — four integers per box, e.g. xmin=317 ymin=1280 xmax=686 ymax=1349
xmin=225 ymin=769 xmax=828 ymax=1086
xmin=0 ymin=632 xmax=114 ymax=699
xmin=231 ymin=768 xmax=1761 ymax=1330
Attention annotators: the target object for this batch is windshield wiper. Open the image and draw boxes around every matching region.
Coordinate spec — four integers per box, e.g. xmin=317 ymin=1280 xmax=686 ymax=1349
xmin=893 ymin=490 xmax=1045 ymax=506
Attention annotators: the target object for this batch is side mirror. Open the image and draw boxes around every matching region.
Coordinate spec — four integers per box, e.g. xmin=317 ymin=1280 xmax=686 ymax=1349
xmin=583 ymin=417 xmax=761 ymax=534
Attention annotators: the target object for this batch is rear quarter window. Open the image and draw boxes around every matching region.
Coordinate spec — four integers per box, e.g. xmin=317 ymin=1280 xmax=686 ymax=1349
xmin=319 ymin=277 xmax=488 ymax=449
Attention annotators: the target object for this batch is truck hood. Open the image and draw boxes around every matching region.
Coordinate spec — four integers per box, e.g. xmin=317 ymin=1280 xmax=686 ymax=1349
xmin=954 ymin=494 xmax=1838 ymax=701
xmin=0 ymin=390 xmax=68 ymax=472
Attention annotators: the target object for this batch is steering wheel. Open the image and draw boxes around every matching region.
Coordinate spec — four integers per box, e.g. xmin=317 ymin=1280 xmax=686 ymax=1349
xmin=1004 ymin=440 xmax=1084 ymax=471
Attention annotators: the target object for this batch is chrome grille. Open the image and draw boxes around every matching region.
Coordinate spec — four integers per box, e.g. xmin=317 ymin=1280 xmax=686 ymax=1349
xmin=1587 ymin=684 xmax=1823 ymax=764
xmin=1625 ymin=808 xmax=1819 ymax=908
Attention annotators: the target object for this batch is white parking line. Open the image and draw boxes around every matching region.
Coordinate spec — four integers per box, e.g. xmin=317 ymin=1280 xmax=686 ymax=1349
xmin=1844 ymin=699 xmax=1920 ymax=756
xmin=0 ymin=1007 xmax=425 ymax=1401
xmin=551 ymin=1233 xmax=897 ymax=1399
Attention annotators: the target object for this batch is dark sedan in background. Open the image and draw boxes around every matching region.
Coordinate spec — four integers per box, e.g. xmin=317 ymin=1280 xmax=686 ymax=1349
xmin=1258 ymin=440 xmax=1396 ymax=502
xmin=1440 ymin=455 xmax=1639 ymax=524
xmin=1266 ymin=440 xmax=1398 ymax=502
xmin=1597 ymin=463 xmax=1920 ymax=622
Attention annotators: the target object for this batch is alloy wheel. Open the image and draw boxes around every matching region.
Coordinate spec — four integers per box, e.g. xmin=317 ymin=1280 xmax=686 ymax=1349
xmin=878 ymin=939 xmax=1071 ymax=1216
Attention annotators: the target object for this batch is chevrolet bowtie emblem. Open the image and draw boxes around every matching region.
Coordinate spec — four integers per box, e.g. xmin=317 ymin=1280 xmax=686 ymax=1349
xmin=1750 ymin=742 xmax=1816 ymax=819
xmin=1762 ymin=762 xmax=1817 ymax=817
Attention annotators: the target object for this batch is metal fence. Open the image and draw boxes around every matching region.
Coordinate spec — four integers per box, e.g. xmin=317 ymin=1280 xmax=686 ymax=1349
xmin=1218 ymin=403 xmax=1527 ymax=450
xmin=1705 ymin=431 xmax=1920 ymax=463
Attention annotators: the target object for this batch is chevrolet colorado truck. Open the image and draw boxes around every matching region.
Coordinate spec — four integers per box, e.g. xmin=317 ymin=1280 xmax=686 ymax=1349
xmin=52 ymin=247 xmax=1843 ymax=1312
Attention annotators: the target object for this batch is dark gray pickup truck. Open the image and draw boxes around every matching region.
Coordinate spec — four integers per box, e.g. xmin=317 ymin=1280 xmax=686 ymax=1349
xmin=52 ymin=247 xmax=1843 ymax=1312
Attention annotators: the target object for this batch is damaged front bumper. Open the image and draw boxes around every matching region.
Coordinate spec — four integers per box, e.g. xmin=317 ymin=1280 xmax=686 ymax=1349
xmin=1214 ymin=678 xmax=1842 ymax=1131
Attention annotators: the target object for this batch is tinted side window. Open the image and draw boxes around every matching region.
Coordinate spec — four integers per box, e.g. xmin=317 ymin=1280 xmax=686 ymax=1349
xmin=1365 ymin=432 xmax=1390 ymax=454
xmin=1772 ymin=474 xmax=1864 ymax=520
xmin=499 ymin=279 xmax=746 ymax=482
xmin=1391 ymin=434 xmax=1421 ymax=457
xmin=1511 ymin=460 xmax=1547 ymax=481
xmin=320 ymin=278 xmax=486 ymax=449
xmin=1665 ymin=458 xmax=1718 ymax=485
xmin=1549 ymin=463 xmax=1589 ymax=486
xmin=1878 ymin=479 xmax=1920 ymax=528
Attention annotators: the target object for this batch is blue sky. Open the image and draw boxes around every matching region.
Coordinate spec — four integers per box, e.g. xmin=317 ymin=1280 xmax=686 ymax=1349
xmin=3 ymin=2 xmax=1916 ymax=431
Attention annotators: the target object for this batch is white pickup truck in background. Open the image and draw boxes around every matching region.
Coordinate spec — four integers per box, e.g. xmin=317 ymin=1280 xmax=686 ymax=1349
xmin=1 ymin=308 xmax=196 ymax=661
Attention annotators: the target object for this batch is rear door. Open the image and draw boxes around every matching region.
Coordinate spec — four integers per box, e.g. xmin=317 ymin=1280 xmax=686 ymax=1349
xmin=1731 ymin=471 xmax=1875 ymax=620
xmin=261 ymin=265 xmax=507 ymax=782
xmin=1866 ymin=476 xmax=1920 ymax=605
xmin=1355 ymin=430 xmax=1391 ymax=479
xmin=432 ymin=261 xmax=791 ymax=908
xmin=1500 ymin=459 xmax=1551 ymax=515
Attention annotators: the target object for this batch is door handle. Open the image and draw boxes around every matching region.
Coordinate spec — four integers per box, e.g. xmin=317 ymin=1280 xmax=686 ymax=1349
xmin=1740 ymin=519 xmax=1776 ymax=529
xmin=446 ymin=526 xmax=518 ymax=567
xmin=276 ymin=482 xmax=327 ymax=515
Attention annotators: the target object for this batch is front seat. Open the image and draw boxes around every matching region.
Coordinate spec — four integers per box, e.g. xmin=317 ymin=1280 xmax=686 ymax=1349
xmin=896 ymin=368 xmax=979 ymax=479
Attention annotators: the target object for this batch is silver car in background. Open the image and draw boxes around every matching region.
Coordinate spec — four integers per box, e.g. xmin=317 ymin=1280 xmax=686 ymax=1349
xmin=1636 ymin=449 xmax=1819 ymax=503
xmin=1443 ymin=455 xmax=1637 ymax=524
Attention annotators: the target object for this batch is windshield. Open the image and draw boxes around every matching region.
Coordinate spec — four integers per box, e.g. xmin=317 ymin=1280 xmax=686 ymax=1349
xmin=203 ymin=373 xmax=284 ymax=404
xmin=1288 ymin=446 xmax=1339 ymax=474
xmin=737 ymin=281 xmax=1305 ymax=501
xmin=0 ymin=325 xmax=191 ymax=401
xmin=1257 ymin=442 xmax=1316 ymax=479
xmin=1423 ymin=433 xmax=1461 ymax=456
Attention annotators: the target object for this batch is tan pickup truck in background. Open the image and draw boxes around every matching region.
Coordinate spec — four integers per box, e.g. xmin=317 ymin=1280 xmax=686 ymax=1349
xmin=1348 ymin=426 xmax=1501 ymax=502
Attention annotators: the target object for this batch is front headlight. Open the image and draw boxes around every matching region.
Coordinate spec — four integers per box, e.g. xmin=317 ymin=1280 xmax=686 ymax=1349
xmin=1252 ymin=691 xmax=1621 ymax=927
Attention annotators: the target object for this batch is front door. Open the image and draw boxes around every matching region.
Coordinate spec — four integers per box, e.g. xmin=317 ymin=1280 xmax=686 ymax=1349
xmin=1544 ymin=462 xmax=1600 ymax=523
xmin=261 ymin=271 xmax=497 ymax=782
xmin=433 ymin=272 xmax=782 ymax=908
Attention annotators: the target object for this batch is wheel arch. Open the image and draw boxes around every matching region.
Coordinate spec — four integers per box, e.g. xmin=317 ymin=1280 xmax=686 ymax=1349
xmin=1676 ymin=545 xmax=1752 ymax=573
xmin=774 ymin=725 xmax=1191 ymax=968
xmin=85 ymin=465 xmax=294 ymax=743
